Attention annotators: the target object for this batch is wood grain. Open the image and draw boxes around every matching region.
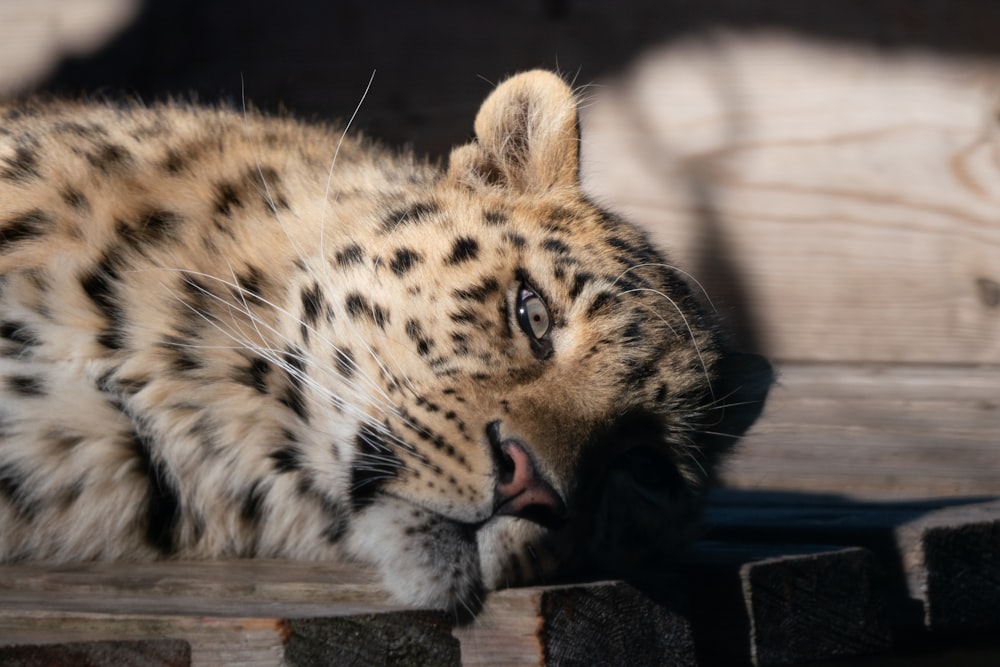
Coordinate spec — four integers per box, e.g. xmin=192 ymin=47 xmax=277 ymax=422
xmin=282 ymin=613 xmax=460 ymax=667
xmin=705 ymin=497 xmax=1000 ymax=635
xmin=582 ymin=33 xmax=1000 ymax=364
xmin=0 ymin=559 xmax=396 ymax=617
xmin=741 ymin=548 xmax=891 ymax=666
xmin=721 ymin=362 xmax=1000 ymax=499
xmin=896 ymin=500 xmax=1000 ymax=630
xmin=0 ymin=639 xmax=190 ymax=667
xmin=455 ymin=580 xmax=696 ymax=667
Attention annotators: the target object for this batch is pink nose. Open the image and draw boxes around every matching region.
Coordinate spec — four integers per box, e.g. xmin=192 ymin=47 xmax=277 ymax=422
xmin=494 ymin=439 xmax=566 ymax=523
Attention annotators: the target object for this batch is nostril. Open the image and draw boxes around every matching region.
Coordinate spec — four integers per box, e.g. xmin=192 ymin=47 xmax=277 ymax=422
xmin=496 ymin=442 xmax=516 ymax=486
xmin=490 ymin=436 xmax=567 ymax=527
xmin=496 ymin=440 xmax=534 ymax=499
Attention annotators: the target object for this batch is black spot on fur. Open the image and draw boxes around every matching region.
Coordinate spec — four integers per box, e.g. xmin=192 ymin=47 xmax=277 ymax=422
xmin=449 ymin=308 xmax=480 ymax=325
xmin=0 ymin=210 xmax=51 ymax=252
xmin=335 ymin=244 xmax=365 ymax=268
xmin=622 ymin=319 xmax=643 ymax=344
xmin=397 ymin=408 xmax=464 ymax=464
xmin=586 ymin=291 xmax=617 ymax=318
xmin=61 ymin=187 xmax=89 ymax=212
xmin=234 ymin=357 xmax=270 ymax=394
xmin=80 ymin=253 xmax=128 ymax=349
xmin=382 ymin=201 xmax=438 ymax=230
xmin=323 ymin=515 xmax=348 ymax=543
xmin=389 ymin=248 xmax=422 ymax=276
xmin=503 ymin=231 xmax=526 ymax=248
xmin=278 ymin=347 xmax=309 ymax=422
xmin=213 ymin=181 xmax=242 ymax=216
xmin=300 ymin=283 xmax=324 ymax=326
xmin=233 ymin=265 xmax=268 ymax=307
xmin=569 ymin=272 xmax=594 ymax=300
xmin=1 ymin=144 xmax=40 ymax=182
xmin=94 ymin=368 xmax=149 ymax=397
xmin=453 ymin=277 xmax=500 ymax=303
xmin=48 ymin=431 xmax=85 ymax=451
xmin=450 ymin=332 xmax=469 ymax=355
xmin=240 ymin=479 xmax=269 ymax=523
xmin=87 ymin=142 xmax=132 ymax=173
xmin=623 ymin=358 xmax=660 ymax=391
xmin=127 ymin=430 xmax=181 ymax=554
xmin=54 ymin=121 xmax=107 ymax=138
xmin=118 ymin=210 xmax=183 ymax=249
xmin=350 ymin=423 xmax=401 ymax=510
xmin=344 ymin=293 xmax=389 ymax=329
xmin=6 ymin=375 xmax=45 ymax=397
xmin=0 ymin=463 xmax=35 ymax=519
xmin=252 ymin=165 xmax=290 ymax=211
xmin=542 ymin=237 xmax=571 ymax=255
xmin=543 ymin=206 xmax=577 ymax=232
xmin=278 ymin=382 xmax=309 ymax=423
xmin=160 ymin=149 xmax=186 ymax=174
xmin=483 ymin=209 xmax=508 ymax=226
xmin=160 ymin=335 xmax=202 ymax=373
xmin=0 ymin=320 xmax=40 ymax=351
xmin=405 ymin=319 xmax=433 ymax=356
xmin=334 ymin=347 xmax=355 ymax=378
xmin=140 ymin=210 xmax=182 ymax=244
xmin=447 ymin=237 xmax=480 ymax=265
xmin=270 ymin=432 xmax=304 ymax=472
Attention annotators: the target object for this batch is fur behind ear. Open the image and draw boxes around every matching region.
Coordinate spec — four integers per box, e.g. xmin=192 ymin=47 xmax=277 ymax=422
xmin=448 ymin=70 xmax=580 ymax=193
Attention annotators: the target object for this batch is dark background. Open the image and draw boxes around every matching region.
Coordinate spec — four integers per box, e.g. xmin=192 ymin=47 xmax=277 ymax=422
xmin=31 ymin=0 xmax=1000 ymax=157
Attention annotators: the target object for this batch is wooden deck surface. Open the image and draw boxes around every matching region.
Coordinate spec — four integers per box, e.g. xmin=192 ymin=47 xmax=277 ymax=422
xmin=0 ymin=7 xmax=998 ymax=667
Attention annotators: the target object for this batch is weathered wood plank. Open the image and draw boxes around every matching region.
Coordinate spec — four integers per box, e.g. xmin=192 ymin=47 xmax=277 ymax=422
xmin=679 ymin=543 xmax=892 ymax=666
xmin=454 ymin=581 xmax=696 ymax=667
xmin=896 ymin=500 xmax=1000 ymax=630
xmin=0 ymin=610 xmax=460 ymax=667
xmin=282 ymin=613 xmax=460 ymax=667
xmin=705 ymin=497 xmax=1000 ymax=636
xmin=0 ymin=559 xmax=396 ymax=617
xmin=722 ymin=363 xmax=1000 ymax=499
xmin=0 ymin=639 xmax=191 ymax=667
xmin=0 ymin=613 xmax=288 ymax=667
xmin=741 ymin=548 xmax=891 ymax=666
xmin=582 ymin=33 xmax=1000 ymax=364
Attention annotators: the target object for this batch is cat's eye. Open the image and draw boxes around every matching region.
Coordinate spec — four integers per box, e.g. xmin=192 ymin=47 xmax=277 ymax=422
xmin=515 ymin=284 xmax=553 ymax=358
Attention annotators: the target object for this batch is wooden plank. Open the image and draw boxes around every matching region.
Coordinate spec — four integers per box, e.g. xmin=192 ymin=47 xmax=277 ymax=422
xmin=679 ymin=543 xmax=892 ymax=666
xmin=282 ymin=613 xmax=460 ymax=667
xmin=0 ymin=610 xmax=459 ymax=667
xmin=740 ymin=548 xmax=891 ymax=666
xmin=0 ymin=639 xmax=190 ymax=667
xmin=582 ymin=33 xmax=1000 ymax=364
xmin=0 ymin=613 xmax=288 ymax=667
xmin=0 ymin=561 xmax=696 ymax=666
xmin=0 ymin=559 xmax=397 ymax=617
xmin=896 ymin=501 xmax=1000 ymax=630
xmin=705 ymin=497 xmax=1000 ymax=635
xmin=454 ymin=581 xmax=696 ymax=667
xmin=721 ymin=363 xmax=1000 ymax=499
xmin=0 ymin=560 xmax=418 ymax=666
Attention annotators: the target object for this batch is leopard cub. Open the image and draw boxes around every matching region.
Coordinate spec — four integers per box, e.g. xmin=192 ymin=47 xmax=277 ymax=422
xmin=0 ymin=71 xmax=771 ymax=612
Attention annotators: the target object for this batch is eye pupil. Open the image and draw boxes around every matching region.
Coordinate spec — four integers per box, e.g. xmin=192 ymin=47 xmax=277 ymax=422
xmin=516 ymin=285 xmax=552 ymax=343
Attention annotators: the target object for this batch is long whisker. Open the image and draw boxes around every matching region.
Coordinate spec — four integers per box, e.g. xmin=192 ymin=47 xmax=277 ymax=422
xmin=612 ymin=262 xmax=718 ymax=314
xmin=617 ymin=286 xmax=715 ymax=403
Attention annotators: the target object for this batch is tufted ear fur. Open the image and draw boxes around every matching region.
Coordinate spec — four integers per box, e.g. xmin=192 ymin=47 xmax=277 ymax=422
xmin=448 ymin=70 xmax=580 ymax=193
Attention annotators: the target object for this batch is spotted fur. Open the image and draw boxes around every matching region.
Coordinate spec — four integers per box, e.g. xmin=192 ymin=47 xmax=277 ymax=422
xmin=0 ymin=72 xmax=771 ymax=613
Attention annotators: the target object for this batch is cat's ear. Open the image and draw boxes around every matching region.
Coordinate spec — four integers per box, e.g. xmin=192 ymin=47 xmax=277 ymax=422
xmin=448 ymin=70 xmax=580 ymax=193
